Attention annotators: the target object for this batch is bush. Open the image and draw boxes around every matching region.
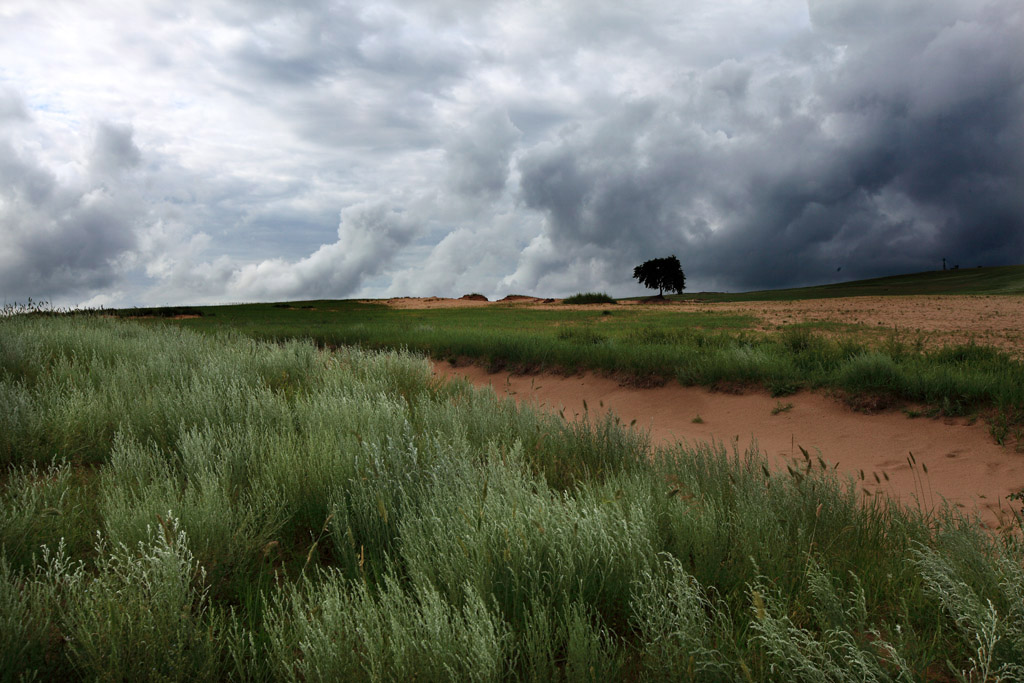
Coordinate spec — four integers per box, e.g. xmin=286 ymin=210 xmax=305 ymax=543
xmin=563 ymin=292 xmax=616 ymax=304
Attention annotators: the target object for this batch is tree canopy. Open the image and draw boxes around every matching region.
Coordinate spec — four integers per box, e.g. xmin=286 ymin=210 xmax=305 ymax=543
xmin=632 ymin=255 xmax=685 ymax=296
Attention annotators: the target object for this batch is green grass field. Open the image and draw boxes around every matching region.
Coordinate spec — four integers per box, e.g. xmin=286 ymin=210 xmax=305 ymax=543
xmin=3 ymin=315 xmax=1024 ymax=680
xmin=102 ymin=265 xmax=1024 ymax=446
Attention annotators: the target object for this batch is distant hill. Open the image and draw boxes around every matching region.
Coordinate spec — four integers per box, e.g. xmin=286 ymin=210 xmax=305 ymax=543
xmin=678 ymin=264 xmax=1024 ymax=302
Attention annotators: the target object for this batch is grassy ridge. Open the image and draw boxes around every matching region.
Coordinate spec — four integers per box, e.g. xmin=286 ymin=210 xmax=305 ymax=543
xmin=678 ymin=264 xmax=1024 ymax=302
xmin=2 ymin=316 xmax=1024 ymax=679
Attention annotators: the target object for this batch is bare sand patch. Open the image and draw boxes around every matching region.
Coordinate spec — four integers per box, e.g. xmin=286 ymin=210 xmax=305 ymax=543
xmin=434 ymin=362 xmax=1024 ymax=529
xmin=712 ymin=295 xmax=1024 ymax=355
xmin=367 ymin=297 xmax=496 ymax=309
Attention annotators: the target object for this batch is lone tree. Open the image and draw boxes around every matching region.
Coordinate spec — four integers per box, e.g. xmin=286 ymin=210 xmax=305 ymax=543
xmin=632 ymin=255 xmax=685 ymax=297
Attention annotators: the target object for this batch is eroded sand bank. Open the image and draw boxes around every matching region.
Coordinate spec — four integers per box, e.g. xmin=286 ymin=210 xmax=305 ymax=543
xmin=434 ymin=362 xmax=1024 ymax=530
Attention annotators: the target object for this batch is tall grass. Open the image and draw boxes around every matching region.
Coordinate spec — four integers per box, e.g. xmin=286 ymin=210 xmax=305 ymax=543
xmin=2 ymin=315 xmax=1023 ymax=679
xmin=169 ymin=301 xmax=1024 ymax=437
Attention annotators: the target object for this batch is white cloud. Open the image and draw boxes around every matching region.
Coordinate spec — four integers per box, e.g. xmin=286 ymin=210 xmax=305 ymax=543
xmin=146 ymin=201 xmax=418 ymax=304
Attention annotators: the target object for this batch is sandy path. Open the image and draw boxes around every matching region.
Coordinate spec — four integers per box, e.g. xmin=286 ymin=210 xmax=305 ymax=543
xmin=433 ymin=363 xmax=1024 ymax=529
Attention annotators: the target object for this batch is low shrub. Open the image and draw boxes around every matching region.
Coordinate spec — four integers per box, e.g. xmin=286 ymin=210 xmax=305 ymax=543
xmin=562 ymin=292 xmax=616 ymax=304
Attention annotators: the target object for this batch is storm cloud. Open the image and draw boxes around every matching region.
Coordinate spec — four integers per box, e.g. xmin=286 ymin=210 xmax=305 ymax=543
xmin=0 ymin=115 xmax=141 ymax=301
xmin=513 ymin=0 xmax=1024 ymax=292
xmin=0 ymin=0 xmax=1020 ymax=305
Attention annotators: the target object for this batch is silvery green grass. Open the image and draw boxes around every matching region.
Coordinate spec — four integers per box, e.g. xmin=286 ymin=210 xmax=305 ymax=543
xmin=157 ymin=297 xmax=1024 ymax=444
xmin=2 ymin=314 xmax=1023 ymax=680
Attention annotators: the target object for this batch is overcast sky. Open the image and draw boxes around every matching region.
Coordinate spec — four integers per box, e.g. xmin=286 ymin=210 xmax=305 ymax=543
xmin=1 ymin=0 xmax=1022 ymax=306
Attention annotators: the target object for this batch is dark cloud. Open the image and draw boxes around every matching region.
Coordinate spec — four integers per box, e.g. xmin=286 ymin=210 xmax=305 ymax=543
xmin=518 ymin=101 xmax=706 ymax=266
xmin=226 ymin=3 xmax=362 ymax=86
xmin=0 ymin=134 xmax=139 ymax=300
xmin=0 ymin=140 xmax=56 ymax=207
xmin=512 ymin=0 xmax=1024 ymax=293
xmin=223 ymin=2 xmax=473 ymax=153
xmin=91 ymin=122 xmax=142 ymax=176
xmin=445 ymin=108 xmax=520 ymax=197
xmin=0 ymin=87 xmax=29 ymax=122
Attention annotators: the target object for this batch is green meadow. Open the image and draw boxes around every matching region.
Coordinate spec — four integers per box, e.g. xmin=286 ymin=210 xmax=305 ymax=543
xmin=118 ymin=266 xmax=1024 ymax=444
xmin=2 ymin=266 xmax=1023 ymax=679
